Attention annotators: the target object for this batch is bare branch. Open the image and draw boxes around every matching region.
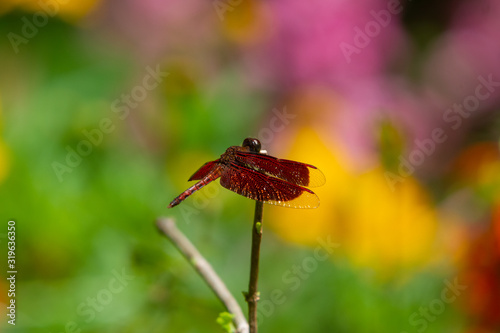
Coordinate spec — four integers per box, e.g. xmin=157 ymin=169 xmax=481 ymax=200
xmin=156 ymin=217 xmax=249 ymax=333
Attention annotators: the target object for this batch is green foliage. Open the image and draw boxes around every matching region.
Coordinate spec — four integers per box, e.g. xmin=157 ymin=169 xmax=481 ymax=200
xmin=216 ymin=312 xmax=236 ymax=333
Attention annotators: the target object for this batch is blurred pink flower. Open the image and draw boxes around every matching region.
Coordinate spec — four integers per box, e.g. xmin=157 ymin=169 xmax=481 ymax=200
xmin=423 ymin=0 xmax=500 ymax=107
xmin=257 ymin=0 xmax=408 ymax=90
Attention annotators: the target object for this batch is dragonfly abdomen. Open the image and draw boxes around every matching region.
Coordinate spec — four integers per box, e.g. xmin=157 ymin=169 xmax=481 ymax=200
xmin=168 ymin=167 xmax=222 ymax=208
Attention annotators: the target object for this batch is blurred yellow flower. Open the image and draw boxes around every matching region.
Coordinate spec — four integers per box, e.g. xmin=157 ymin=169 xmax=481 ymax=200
xmin=0 ymin=97 xmax=10 ymax=184
xmin=0 ymin=0 xmax=101 ymax=22
xmin=219 ymin=0 xmax=270 ymax=44
xmin=0 ymin=141 xmax=9 ymax=184
xmin=267 ymin=127 xmax=438 ymax=276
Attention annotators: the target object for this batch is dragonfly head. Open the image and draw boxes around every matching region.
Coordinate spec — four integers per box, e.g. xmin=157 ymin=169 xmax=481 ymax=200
xmin=242 ymin=138 xmax=261 ymax=153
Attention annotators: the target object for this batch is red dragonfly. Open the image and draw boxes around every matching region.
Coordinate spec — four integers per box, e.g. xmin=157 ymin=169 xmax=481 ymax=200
xmin=168 ymin=138 xmax=325 ymax=209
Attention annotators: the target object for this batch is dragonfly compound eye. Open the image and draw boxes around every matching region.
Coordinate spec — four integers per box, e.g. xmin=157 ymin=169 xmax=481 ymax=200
xmin=242 ymin=138 xmax=261 ymax=153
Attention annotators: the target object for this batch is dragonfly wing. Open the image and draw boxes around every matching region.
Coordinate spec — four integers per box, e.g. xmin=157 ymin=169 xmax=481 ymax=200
xmin=220 ymin=163 xmax=320 ymax=208
xmin=188 ymin=160 xmax=220 ymax=181
xmin=235 ymin=152 xmax=325 ymax=187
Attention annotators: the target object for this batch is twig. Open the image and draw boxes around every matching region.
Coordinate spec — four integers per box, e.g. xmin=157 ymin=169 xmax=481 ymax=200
xmin=156 ymin=217 xmax=249 ymax=333
xmin=245 ymin=201 xmax=264 ymax=333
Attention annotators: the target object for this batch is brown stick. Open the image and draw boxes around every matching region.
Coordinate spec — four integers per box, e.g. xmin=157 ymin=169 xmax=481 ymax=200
xmin=245 ymin=201 xmax=264 ymax=333
xmin=156 ymin=217 xmax=249 ymax=333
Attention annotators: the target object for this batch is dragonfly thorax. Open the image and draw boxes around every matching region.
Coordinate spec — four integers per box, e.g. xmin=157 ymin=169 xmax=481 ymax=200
xmin=220 ymin=146 xmax=239 ymax=165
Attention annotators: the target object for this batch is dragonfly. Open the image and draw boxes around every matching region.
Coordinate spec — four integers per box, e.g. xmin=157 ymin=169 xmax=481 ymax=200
xmin=168 ymin=138 xmax=325 ymax=209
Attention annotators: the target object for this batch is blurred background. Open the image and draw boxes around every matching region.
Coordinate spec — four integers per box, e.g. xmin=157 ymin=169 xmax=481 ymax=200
xmin=0 ymin=0 xmax=499 ymax=332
